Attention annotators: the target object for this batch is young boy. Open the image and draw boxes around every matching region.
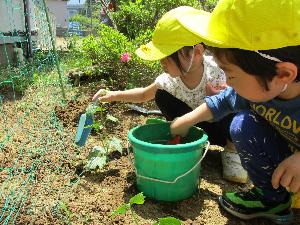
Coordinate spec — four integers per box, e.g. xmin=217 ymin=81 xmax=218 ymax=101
xmin=170 ymin=1 xmax=300 ymax=224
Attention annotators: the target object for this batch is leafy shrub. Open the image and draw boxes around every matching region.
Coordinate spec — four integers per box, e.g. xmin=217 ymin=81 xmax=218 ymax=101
xmin=80 ymin=24 xmax=160 ymax=89
xmin=113 ymin=0 xmax=202 ymax=39
xmin=82 ymin=24 xmax=134 ymax=64
xmin=61 ymin=36 xmax=92 ymax=71
xmin=69 ymin=14 xmax=102 ymax=30
xmin=132 ymin=28 xmax=153 ymax=49
xmin=65 ymin=1 xmax=220 ymax=89
xmin=112 ymin=58 xmax=161 ymax=90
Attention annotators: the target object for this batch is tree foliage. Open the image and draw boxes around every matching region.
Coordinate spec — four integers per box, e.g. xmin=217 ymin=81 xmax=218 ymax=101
xmin=113 ymin=0 xmax=204 ymax=39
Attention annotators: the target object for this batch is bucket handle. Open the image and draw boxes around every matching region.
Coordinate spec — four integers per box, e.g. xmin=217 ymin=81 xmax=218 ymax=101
xmin=126 ymin=141 xmax=210 ymax=184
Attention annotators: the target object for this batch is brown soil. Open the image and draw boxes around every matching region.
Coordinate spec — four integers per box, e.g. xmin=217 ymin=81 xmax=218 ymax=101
xmin=2 ymin=81 xmax=300 ymax=225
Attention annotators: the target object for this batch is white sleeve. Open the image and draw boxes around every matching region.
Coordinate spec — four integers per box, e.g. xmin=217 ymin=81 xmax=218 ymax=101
xmin=154 ymin=73 xmax=172 ymax=90
xmin=210 ymin=67 xmax=226 ymax=88
xmin=204 ymin=56 xmax=226 ymax=88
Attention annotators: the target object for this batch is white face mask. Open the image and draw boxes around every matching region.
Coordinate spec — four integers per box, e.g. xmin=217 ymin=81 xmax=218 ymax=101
xmin=181 ymin=46 xmax=195 ymax=76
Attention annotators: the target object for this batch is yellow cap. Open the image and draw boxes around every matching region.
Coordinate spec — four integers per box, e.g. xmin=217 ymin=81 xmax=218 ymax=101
xmin=177 ymin=0 xmax=300 ymax=50
xmin=136 ymin=6 xmax=203 ymax=61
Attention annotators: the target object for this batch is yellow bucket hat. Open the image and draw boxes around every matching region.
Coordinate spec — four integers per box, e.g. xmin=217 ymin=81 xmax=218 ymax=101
xmin=136 ymin=6 xmax=203 ymax=61
xmin=177 ymin=0 xmax=300 ymax=50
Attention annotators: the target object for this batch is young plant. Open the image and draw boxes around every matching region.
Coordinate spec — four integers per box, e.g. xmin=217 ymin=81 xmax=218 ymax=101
xmin=59 ymin=201 xmax=74 ymax=222
xmin=112 ymin=192 xmax=145 ymax=225
xmin=58 ymin=200 xmax=93 ymax=224
xmin=112 ymin=193 xmax=181 ymax=225
xmin=84 ymin=102 xmax=123 ymax=171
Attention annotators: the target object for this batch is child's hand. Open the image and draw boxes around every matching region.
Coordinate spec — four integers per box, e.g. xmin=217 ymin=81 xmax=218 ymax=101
xmin=92 ymin=89 xmax=115 ymax=102
xmin=92 ymin=89 xmax=108 ymax=101
xmin=272 ymin=152 xmax=300 ymax=193
xmin=170 ymin=117 xmax=190 ymax=137
xmin=206 ymin=83 xmax=227 ymax=96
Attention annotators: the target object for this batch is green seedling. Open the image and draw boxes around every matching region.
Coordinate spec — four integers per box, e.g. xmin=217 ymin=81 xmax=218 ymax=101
xmin=84 ymin=103 xmax=123 ymax=171
xmin=153 ymin=217 xmax=181 ymax=225
xmin=59 ymin=201 xmax=74 ymax=222
xmin=59 ymin=200 xmax=93 ymax=224
xmin=112 ymin=192 xmax=145 ymax=225
xmin=112 ymin=193 xmax=181 ymax=225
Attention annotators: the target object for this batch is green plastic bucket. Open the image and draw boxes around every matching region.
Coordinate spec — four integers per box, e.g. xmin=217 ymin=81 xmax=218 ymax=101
xmin=128 ymin=122 xmax=208 ymax=201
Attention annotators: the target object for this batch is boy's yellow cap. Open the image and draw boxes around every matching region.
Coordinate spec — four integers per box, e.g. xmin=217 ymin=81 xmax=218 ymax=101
xmin=177 ymin=0 xmax=300 ymax=50
xmin=136 ymin=6 xmax=203 ymax=61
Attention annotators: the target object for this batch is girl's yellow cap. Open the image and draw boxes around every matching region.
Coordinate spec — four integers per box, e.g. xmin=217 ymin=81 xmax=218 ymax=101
xmin=177 ymin=0 xmax=300 ymax=50
xmin=135 ymin=6 xmax=203 ymax=61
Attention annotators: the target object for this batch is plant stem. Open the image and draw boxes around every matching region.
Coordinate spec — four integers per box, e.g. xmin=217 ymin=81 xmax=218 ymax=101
xmin=130 ymin=208 xmax=139 ymax=225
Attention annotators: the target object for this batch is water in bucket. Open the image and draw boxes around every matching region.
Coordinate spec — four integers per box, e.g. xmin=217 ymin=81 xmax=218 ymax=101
xmin=128 ymin=122 xmax=208 ymax=202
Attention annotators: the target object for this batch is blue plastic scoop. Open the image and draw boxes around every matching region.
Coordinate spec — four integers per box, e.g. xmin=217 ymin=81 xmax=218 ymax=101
xmin=75 ymin=103 xmax=97 ymax=146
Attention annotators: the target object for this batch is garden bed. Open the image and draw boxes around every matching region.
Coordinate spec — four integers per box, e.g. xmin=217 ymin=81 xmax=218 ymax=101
xmin=1 ymin=80 xmax=298 ymax=225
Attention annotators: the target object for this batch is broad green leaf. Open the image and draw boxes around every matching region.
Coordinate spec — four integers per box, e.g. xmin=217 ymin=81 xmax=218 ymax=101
xmin=129 ymin=192 xmax=145 ymax=205
xmin=93 ymin=146 xmax=107 ymax=155
xmin=85 ymin=156 xmax=107 ymax=170
xmin=108 ymin=137 xmax=123 ymax=154
xmin=157 ymin=217 xmax=181 ymax=225
xmin=91 ymin=121 xmax=103 ymax=131
xmin=111 ymin=203 xmax=130 ymax=216
xmin=95 ymin=105 xmax=107 ymax=113
xmin=86 ymin=104 xmax=98 ymax=115
xmin=106 ymin=114 xmax=119 ymax=123
xmin=87 ymin=146 xmax=106 ymax=160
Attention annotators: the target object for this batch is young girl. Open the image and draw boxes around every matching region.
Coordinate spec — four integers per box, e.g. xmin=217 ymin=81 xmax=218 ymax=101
xmin=92 ymin=6 xmax=247 ymax=183
xmin=171 ymin=2 xmax=300 ymax=224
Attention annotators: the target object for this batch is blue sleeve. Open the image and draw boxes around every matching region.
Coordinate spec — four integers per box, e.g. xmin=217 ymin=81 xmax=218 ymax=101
xmin=205 ymin=87 xmax=250 ymax=121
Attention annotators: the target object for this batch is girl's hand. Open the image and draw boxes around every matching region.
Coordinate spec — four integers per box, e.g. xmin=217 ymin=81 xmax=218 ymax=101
xmin=272 ymin=152 xmax=300 ymax=193
xmin=92 ymin=89 xmax=115 ymax=102
xmin=206 ymin=83 xmax=227 ymax=96
xmin=92 ymin=89 xmax=107 ymax=101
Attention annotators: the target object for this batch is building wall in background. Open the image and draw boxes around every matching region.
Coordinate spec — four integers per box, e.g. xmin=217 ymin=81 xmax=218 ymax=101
xmin=0 ymin=0 xmax=35 ymax=34
xmin=47 ymin=0 xmax=68 ymax=28
xmin=0 ymin=0 xmax=56 ymax=66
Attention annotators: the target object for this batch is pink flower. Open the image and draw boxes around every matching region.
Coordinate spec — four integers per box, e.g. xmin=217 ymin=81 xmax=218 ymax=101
xmin=120 ymin=52 xmax=131 ymax=63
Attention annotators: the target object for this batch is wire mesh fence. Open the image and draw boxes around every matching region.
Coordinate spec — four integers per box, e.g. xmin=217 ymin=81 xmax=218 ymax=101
xmin=0 ymin=1 xmax=75 ymax=224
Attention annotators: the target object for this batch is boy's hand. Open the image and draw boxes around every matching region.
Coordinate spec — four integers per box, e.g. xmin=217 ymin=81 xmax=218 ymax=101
xmin=170 ymin=117 xmax=190 ymax=137
xmin=272 ymin=152 xmax=300 ymax=193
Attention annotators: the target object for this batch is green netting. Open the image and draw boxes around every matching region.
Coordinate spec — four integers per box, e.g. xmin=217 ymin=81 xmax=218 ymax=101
xmin=0 ymin=1 xmax=76 ymax=224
